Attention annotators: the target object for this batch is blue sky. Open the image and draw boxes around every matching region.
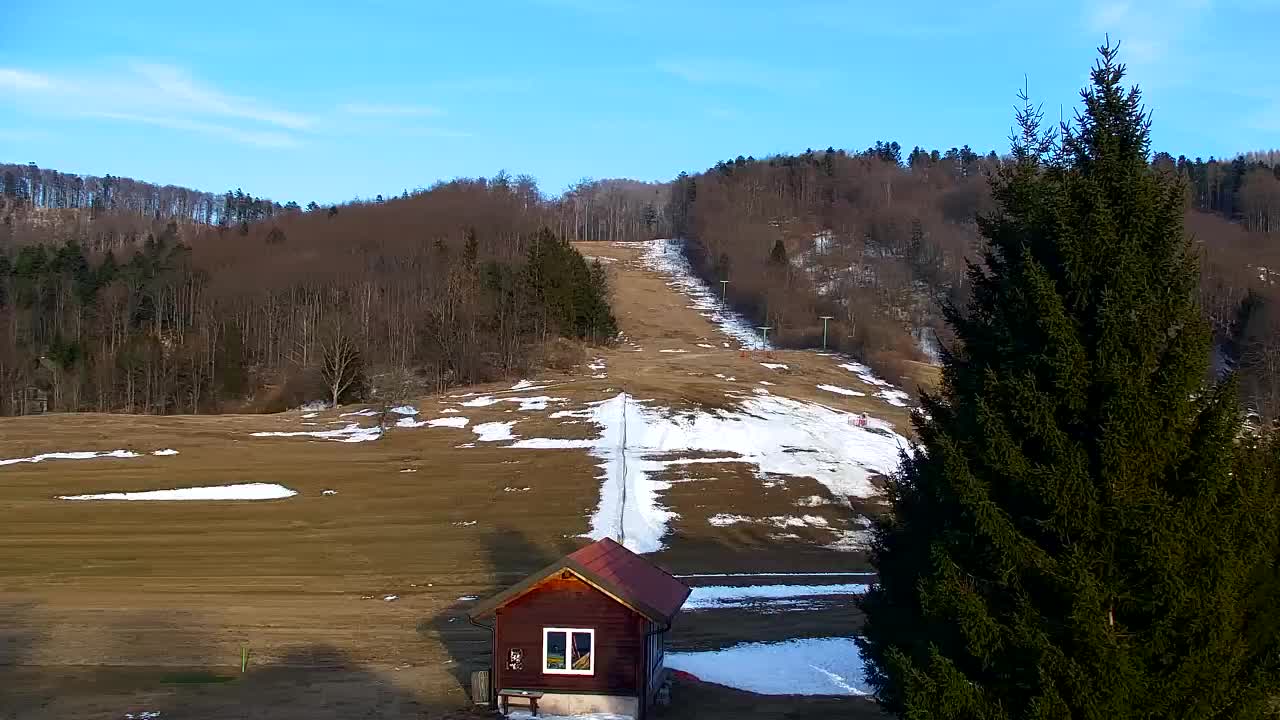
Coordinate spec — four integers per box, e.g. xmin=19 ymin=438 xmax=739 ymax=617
xmin=2 ymin=0 xmax=1277 ymax=205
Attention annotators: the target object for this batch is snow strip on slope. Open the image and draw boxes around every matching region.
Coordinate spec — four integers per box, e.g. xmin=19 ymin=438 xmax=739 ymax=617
xmin=391 ymin=405 xmax=418 ymax=415
xmin=340 ymin=408 xmax=379 ymax=417
xmin=461 ymin=396 xmax=567 ymax=411
xmin=683 ymin=583 xmax=870 ymax=610
xmin=59 ymin=483 xmax=297 ymax=501
xmin=2 ymin=449 xmax=143 ymax=467
xmin=641 ymin=239 xmax=772 ymax=350
xmin=495 ymin=391 xmax=908 ymax=553
xmin=707 ymin=513 xmax=830 ymax=528
xmin=837 ymin=360 xmax=912 ymax=407
xmin=817 ymin=384 xmax=865 ymax=397
xmin=251 ymin=423 xmax=382 ymax=443
xmin=398 ymin=416 xmax=469 ymax=429
xmin=760 ymin=363 xmax=788 ymax=370
xmin=666 ymin=637 xmax=870 ymax=695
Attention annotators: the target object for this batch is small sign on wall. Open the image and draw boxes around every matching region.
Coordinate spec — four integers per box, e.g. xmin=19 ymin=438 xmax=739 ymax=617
xmin=508 ymin=648 xmax=523 ymax=671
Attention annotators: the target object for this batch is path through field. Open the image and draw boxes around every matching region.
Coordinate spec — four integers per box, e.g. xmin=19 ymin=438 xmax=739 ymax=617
xmin=0 ymin=240 xmax=920 ymax=719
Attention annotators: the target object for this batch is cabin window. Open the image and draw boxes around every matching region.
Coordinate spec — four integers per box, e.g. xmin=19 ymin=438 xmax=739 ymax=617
xmin=542 ymin=627 xmax=594 ymax=674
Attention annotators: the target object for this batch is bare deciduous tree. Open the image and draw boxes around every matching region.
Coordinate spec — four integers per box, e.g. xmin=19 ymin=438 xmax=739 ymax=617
xmin=320 ymin=321 xmax=362 ymax=409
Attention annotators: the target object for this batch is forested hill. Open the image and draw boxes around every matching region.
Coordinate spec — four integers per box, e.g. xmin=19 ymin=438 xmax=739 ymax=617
xmin=0 ymin=170 xmax=641 ymax=416
xmin=4 ymin=148 xmax=1279 ymax=418
xmin=668 ymin=144 xmax=1280 ymax=419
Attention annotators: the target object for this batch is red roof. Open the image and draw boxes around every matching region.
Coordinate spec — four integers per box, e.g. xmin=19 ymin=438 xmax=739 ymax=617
xmin=566 ymin=538 xmax=691 ymax=622
xmin=469 ymin=537 xmax=691 ymax=623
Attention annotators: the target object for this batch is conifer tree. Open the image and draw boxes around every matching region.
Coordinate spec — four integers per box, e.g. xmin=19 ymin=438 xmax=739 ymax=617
xmin=858 ymin=42 xmax=1280 ymax=719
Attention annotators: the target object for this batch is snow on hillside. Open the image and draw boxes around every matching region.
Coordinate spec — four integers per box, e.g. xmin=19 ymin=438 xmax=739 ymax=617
xmin=642 ymin=239 xmax=772 ymax=350
xmin=503 ymin=391 xmax=909 ymax=554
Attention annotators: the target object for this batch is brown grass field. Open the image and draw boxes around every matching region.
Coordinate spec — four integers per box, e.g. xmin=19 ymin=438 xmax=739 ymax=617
xmin=0 ymin=242 xmax=924 ymax=719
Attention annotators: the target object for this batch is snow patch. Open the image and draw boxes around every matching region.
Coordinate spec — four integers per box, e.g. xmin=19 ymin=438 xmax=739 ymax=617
xmin=708 ymin=513 xmax=752 ymax=526
xmin=251 ymin=423 xmax=382 ymax=443
xmin=2 ymin=449 xmax=143 ymax=467
xmin=383 ymin=595 xmax=398 ymax=602
xmin=322 ymin=489 xmax=338 ymax=495
xmin=402 ymin=416 xmax=470 ymax=429
xmin=641 ymin=239 xmax=772 ymax=350
xmin=760 ymin=363 xmax=789 ymax=370
xmin=339 ymin=408 xmax=379 ymax=417
xmin=462 ymin=396 xmax=567 ymax=411
xmin=817 ymin=384 xmax=866 ymax=397
xmin=659 ymin=348 xmax=688 ymax=353
xmin=509 ymin=437 xmax=596 ymax=449
xmin=828 ymin=527 xmax=875 ymax=551
xmin=59 ymin=483 xmax=297 ymax=501
xmin=666 ymin=637 xmax=870 ymax=696
xmin=474 ymin=421 xmax=517 ymax=442
xmin=390 ymin=405 xmax=418 ymax=415
xmin=876 ymin=389 xmax=911 ymax=407
xmin=495 ymin=392 xmax=906 ymax=553
xmin=683 ymin=583 xmax=869 ymax=610
xmin=796 ymin=494 xmax=835 ymax=507
xmin=301 ymin=412 xmax=319 ymax=419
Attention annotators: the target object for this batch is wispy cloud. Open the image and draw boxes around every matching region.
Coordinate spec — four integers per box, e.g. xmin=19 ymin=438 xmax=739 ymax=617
xmin=1083 ymin=0 xmax=1214 ymax=81
xmin=338 ymin=102 xmax=443 ymax=117
xmin=656 ymin=58 xmax=826 ymax=92
xmin=0 ymin=69 xmax=52 ymax=91
xmin=1 ymin=61 xmax=313 ymax=147
xmin=83 ymin=112 xmax=300 ymax=148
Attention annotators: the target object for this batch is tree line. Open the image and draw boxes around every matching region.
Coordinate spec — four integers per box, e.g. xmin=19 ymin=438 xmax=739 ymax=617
xmin=0 ymin=175 xmax=615 ymax=415
xmin=667 ymin=139 xmax=1280 ymax=419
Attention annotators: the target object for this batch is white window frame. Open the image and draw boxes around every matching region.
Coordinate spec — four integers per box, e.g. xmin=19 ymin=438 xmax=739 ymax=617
xmin=542 ymin=627 xmax=595 ymax=675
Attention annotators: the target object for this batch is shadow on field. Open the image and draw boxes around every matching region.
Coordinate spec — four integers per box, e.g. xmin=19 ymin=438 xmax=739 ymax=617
xmin=134 ymin=644 xmax=439 ymax=720
xmin=423 ymin=526 xmax=562 ymax=702
xmin=0 ymin=601 xmax=45 ymax=713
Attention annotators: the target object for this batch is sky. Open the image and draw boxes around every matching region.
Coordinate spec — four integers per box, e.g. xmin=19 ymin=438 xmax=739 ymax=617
xmin=2 ymin=0 xmax=1277 ymax=205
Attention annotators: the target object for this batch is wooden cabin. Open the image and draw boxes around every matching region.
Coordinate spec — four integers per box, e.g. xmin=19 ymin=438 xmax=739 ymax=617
xmin=468 ymin=537 xmax=691 ymax=719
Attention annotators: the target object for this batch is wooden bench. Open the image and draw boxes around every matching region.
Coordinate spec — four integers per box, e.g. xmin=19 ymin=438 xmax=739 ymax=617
xmin=497 ymin=688 xmax=544 ymax=717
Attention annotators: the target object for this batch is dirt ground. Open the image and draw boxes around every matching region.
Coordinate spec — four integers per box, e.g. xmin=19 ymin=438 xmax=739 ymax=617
xmin=0 ymin=241 xmax=911 ymax=719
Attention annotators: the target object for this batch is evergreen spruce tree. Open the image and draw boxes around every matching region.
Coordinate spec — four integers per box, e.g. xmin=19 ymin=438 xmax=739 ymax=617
xmin=857 ymin=43 xmax=1280 ymax=719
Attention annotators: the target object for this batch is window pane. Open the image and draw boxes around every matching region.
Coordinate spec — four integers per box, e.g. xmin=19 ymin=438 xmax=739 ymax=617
xmin=545 ymin=631 xmax=567 ymax=670
xmin=571 ymin=632 xmax=592 ymax=671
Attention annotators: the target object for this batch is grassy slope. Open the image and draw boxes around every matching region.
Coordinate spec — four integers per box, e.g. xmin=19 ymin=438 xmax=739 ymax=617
xmin=0 ymin=242 xmax=909 ymax=719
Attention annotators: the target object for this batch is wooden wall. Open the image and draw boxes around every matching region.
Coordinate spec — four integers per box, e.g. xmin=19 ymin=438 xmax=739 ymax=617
xmin=494 ymin=574 xmax=644 ymax=695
